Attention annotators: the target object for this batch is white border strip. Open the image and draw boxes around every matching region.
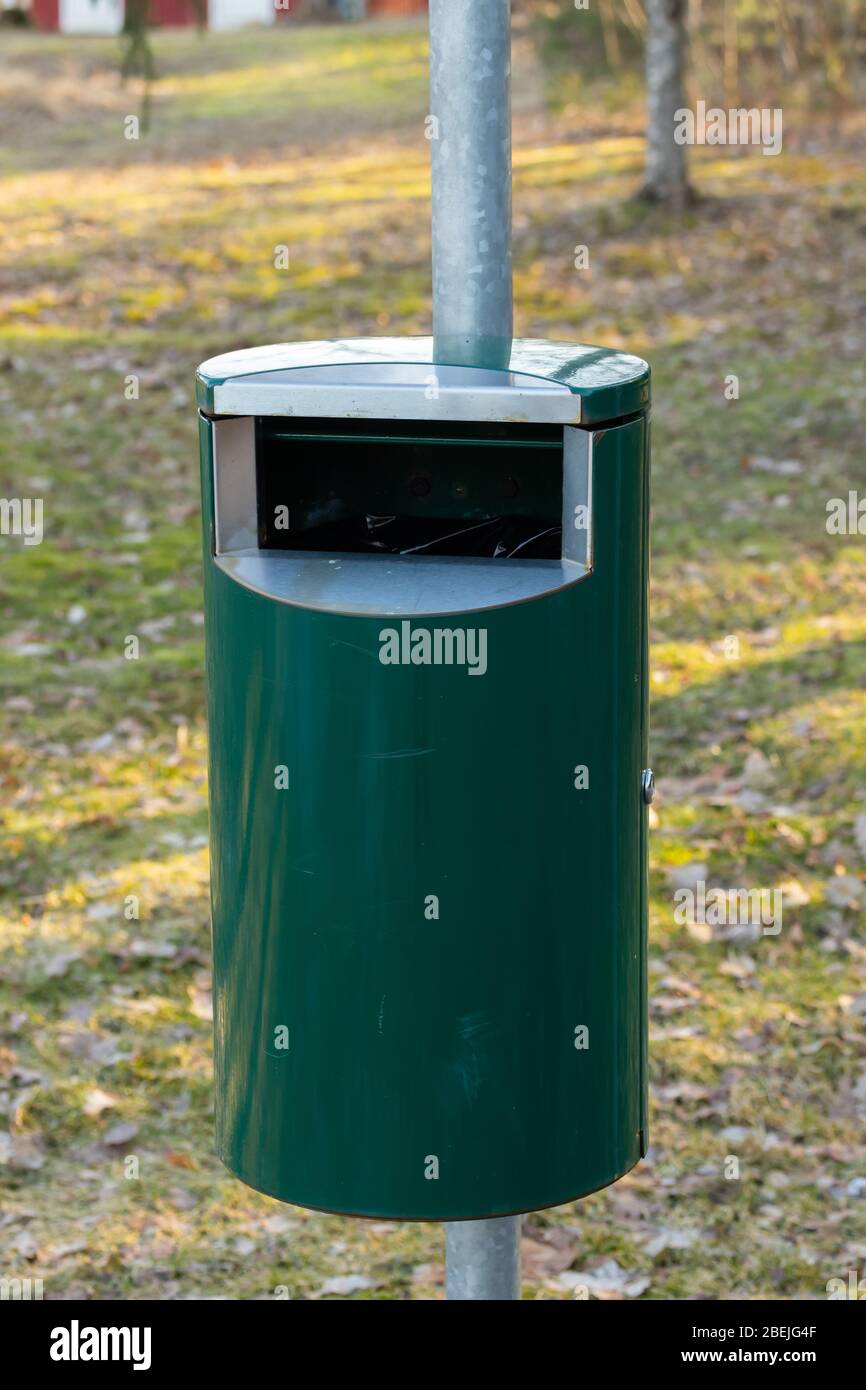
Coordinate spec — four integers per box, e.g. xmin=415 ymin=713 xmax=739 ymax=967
xmin=211 ymin=381 xmax=581 ymax=426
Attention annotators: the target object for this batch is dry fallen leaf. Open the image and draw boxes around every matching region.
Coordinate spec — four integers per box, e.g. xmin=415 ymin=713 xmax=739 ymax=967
xmin=559 ymin=1259 xmax=650 ymax=1299
xmin=0 ymin=1130 xmax=45 ymax=1170
xmin=825 ymin=875 xmax=864 ymax=909
xmin=44 ymin=950 xmax=83 ymax=979
xmin=165 ymin=1150 xmax=196 ymax=1169
xmin=668 ymin=861 xmax=708 ymax=891
xmin=315 ymin=1274 xmax=381 ymax=1297
xmin=718 ymin=953 xmax=757 ymax=978
xmin=741 ymin=455 xmax=803 ymax=476
xmin=779 ymin=878 xmax=811 ymax=908
xmin=411 ymin=1262 xmax=444 ymax=1285
xmin=102 ymin=1121 xmax=139 ymax=1148
xmin=188 ymin=988 xmax=213 ymax=1021
xmin=83 ymin=1088 xmax=118 ymax=1117
xmin=521 ymin=1229 xmax=579 ymax=1277
xmin=14 ymin=1228 xmax=39 ymax=1260
xmin=644 ymin=1227 xmax=701 ymax=1257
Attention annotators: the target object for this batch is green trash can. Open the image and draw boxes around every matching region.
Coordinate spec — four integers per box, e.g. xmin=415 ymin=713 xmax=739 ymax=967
xmin=196 ymin=336 xmax=651 ymax=1220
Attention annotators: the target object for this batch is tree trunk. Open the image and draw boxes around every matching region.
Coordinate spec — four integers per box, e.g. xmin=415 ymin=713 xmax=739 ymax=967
xmin=642 ymin=0 xmax=693 ymax=208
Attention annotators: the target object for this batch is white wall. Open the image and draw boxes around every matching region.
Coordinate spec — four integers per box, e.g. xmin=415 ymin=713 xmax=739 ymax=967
xmin=59 ymin=0 xmax=123 ymax=33
xmin=208 ymin=0 xmax=275 ymax=30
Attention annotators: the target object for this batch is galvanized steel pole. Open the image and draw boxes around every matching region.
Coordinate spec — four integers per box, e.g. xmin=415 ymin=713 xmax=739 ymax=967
xmin=429 ymin=0 xmax=514 ymax=370
xmin=445 ymin=1217 xmax=521 ymax=1301
xmin=429 ymin=0 xmax=521 ymax=1299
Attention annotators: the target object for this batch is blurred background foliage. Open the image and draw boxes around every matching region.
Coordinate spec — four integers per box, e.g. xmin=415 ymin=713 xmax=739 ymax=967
xmin=521 ymin=0 xmax=865 ymax=111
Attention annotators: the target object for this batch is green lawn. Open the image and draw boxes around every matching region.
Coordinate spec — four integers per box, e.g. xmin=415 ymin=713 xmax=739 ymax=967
xmin=1 ymin=19 xmax=865 ymax=1299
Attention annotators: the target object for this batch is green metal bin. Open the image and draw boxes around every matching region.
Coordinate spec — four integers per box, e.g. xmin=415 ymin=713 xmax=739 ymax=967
xmin=196 ymin=336 xmax=650 ymax=1221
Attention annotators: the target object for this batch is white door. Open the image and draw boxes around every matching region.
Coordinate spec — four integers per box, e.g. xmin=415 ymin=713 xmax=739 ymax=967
xmin=59 ymin=0 xmax=123 ymax=34
xmin=208 ymin=0 xmax=275 ymax=31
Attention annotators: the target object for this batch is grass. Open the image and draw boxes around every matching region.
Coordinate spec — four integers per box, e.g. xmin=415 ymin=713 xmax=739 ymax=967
xmin=1 ymin=18 xmax=865 ymax=1300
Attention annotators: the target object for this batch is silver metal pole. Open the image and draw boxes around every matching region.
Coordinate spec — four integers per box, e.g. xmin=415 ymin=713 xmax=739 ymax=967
xmin=429 ymin=0 xmax=513 ymax=370
xmin=445 ymin=1218 xmax=521 ymax=1301
xmin=429 ymin=0 xmax=520 ymax=1302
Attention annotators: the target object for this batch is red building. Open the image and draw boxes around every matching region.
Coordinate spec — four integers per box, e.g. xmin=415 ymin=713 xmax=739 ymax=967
xmin=369 ymin=0 xmax=427 ymax=12
xmin=27 ymin=0 xmax=427 ymax=30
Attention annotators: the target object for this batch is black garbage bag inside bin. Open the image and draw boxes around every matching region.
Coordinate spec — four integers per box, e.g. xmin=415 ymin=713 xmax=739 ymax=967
xmin=256 ymin=419 xmax=566 ymax=561
xmin=284 ymin=512 xmax=563 ymax=559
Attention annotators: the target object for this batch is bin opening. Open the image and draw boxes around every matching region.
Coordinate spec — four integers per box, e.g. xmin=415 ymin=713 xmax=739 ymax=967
xmin=255 ymin=419 xmax=564 ymax=561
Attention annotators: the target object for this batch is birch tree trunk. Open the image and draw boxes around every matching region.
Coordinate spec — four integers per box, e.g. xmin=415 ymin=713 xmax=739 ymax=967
xmin=642 ymin=0 xmax=693 ymax=208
